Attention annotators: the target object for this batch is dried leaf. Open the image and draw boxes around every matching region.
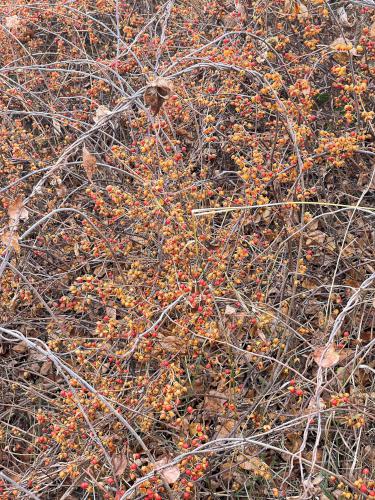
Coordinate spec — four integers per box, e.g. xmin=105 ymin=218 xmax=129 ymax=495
xmin=175 ymin=127 xmax=194 ymax=141
xmin=223 ymin=14 xmax=238 ymax=29
xmin=306 ymin=397 xmax=326 ymax=413
xmin=330 ymin=37 xmax=358 ymax=63
xmin=284 ymin=0 xmax=295 ymax=14
xmin=158 ymin=335 xmax=184 ymax=353
xmin=112 ymin=452 xmax=128 ymax=477
xmin=224 ymin=305 xmax=237 ymax=315
xmin=12 ymin=341 xmax=28 ymax=354
xmin=235 ymin=0 xmax=247 ymax=22
xmin=305 ymin=230 xmax=326 ymax=246
xmin=52 ymin=116 xmax=62 ymax=136
xmin=297 ymin=1 xmax=309 ymax=21
xmin=144 ymin=77 xmax=173 ymax=116
xmin=8 ymin=196 xmax=29 ymax=223
xmin=1 ymin=231 xmax=20 ymax=254
xmin=105 ymin=306 xmax=117 ymax=319
xmin=303 ymin=448 xmax=323 ymax=467
xmin=216 ymin=418 xmax=236 ymax=438
xmin=82 ymin=146 xmax=97 ymax=182
xmin=56 ymin=184 xmax=68 ymax=197
xmin=285 ymin=432 xmax=303 ymax=453
xmin=5 ymin=15 xmax=21 ymax=31
xmin=28 ymin=351 xmax=47 ymax=363
xmin=40 ymin=360 xmax=53 ymax=377
xmin=220 ymin=460 xmax=246 ymax=482
xmin=338 ymin=348 xmax=354 ymax=364
xmin=155 ymin=457 xmax=180 ymax=484
xmin=94 ymin=104 xmax=111 ymax=124
xmin=301 ymin=278 xmax=319 ymax=290
xmin=313 ymin=345 xmax=340 ymax=368
xmin=237 ymin=455 xmax=269 ymax=474
xmin=337 ymin=7 xmax=351 ymax=28
xmin=94 ymin=265 xmax=105 ymax=277
xmin=203 ymin=390 xmax=227 ymax=415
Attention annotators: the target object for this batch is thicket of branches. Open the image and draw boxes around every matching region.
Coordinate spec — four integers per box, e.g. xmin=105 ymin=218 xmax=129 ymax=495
xmin=0 ymin=0 xmax=374 ymax=498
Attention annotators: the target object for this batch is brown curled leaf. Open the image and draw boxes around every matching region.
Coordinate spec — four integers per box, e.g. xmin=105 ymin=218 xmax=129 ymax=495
xmin=144 ymin=77 xmax=173 ymax=116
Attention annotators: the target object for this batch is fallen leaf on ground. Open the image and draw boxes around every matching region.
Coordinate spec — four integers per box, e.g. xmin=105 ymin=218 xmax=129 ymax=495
xmin=40 ymin=360 xmax=53 ymax=377
xmin=313 ymin=345 xmax=339 ymax=368
xmin=216 ymin=418 xmax=237 ymax=438
xmin=155 ymin=457 xmax=180 ymax=484
xmin=112 ymin=452 xmax=128 ymax=477
xmin=285 ymin=432 xmax=303 ymax=453
xmin=158 ymin=335 xmax=184 ymax=353
xmin=203 ymin=390 xmax=227 ymax=415
xmin=220 ymin=461 xmax=245 ymax=482
xmin=303 ymin=448 xmax=323 ymax=468
xmin=305 ymin=230 xmax=326 ymax=246
xmin=12 ymin=341 xmax=28 ymax=354
xmin=237 ymin=455 xmax=269 ymax=473
xmin=338 ymin=348 xmax=354 ymax=364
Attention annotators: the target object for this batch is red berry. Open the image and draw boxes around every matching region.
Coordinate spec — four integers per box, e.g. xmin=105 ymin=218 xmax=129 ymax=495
xmin=362 ymin=468 xmax=370 ymax=475
xmin=369 ymin=491 xmax=375 ymax=497
xmin=80 ymin=482 xmax=89 ymax=490
xmin=360 ymin=484 xmax=368 ymax=493
xmin=296 ymin=389 xmax=303 ymax=396
xmin=130 ymin=463 xmax=137 ymax=470
xmin=187 ymin=406 xmax=194 ymax=414
xmin=331 ymin=399 xmax=338 ymax=406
